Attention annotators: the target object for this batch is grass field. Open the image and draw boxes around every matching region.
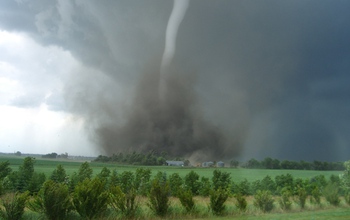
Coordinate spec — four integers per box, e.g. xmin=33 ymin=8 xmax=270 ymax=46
xmin=0 ymin=155 xmax=342 ymax=182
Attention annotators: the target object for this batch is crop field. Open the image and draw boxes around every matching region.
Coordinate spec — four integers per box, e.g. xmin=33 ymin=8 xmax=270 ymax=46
xmin=0 ymin=155 xmax=342 ymax=182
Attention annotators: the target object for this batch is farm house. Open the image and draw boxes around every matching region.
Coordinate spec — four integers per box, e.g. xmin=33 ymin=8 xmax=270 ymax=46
xmin=165 ymin=160 xmax=184 ymax=166
xmin=202 ymin=161 xmax=214 ymax=167
xmin=217 ymin=161 xmax=225 ymax=167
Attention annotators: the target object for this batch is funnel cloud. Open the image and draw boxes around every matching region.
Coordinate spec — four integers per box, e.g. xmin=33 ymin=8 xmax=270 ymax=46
xmin=95 ymin=67 xmax=237 ymax=160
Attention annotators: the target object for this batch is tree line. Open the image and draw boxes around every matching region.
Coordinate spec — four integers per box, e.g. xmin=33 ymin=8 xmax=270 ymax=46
xmin=94 ymin=150 xmax=186 ymax=166
xmin=231 ymin=157 xmax=344 ymax=171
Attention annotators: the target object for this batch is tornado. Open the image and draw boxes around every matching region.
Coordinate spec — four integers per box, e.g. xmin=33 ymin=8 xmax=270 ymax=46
xmin=159 ymin=0 xmax=189 ymax=100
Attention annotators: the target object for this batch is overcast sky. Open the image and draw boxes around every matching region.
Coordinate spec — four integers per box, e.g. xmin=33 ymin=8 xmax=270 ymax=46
xmin=1 ymin=0 xmax=350 ymax=161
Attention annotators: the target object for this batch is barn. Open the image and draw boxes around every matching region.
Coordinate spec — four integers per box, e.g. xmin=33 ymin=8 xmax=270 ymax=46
xmin=217 ymin=161 xmax=225 ymax=167
xmin=165 ymin=160 xmax=184 ymax=166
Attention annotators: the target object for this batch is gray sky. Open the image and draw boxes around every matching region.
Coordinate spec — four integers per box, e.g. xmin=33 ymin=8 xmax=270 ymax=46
xmin=0 ymin=0 xmax=349 ymax=161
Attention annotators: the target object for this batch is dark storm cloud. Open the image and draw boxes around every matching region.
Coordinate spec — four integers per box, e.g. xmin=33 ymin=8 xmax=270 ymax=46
xmin=1 ymin=0 xmax=350 ymax=161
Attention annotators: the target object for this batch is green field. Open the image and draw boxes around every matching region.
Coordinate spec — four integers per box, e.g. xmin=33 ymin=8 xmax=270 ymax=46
xmin=0 ymin=155 xmax=342 ymax=182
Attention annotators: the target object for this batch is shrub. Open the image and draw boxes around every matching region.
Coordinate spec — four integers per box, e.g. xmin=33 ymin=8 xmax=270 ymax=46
xmin=212 ymin=170 xmax=231 ymax=191
xmin=119 ymin=171 xmax=135 ymax=193
xmin=184 ymin=171 xmax=200 ymax=195
xmin=209 ymin=188 xmax=229 ymax=216
xmin=199 ymin=177 xmax=211 ymax=196
xmin=73 ymin=177 xmax=110 ymax=219
xmin=148 ymin=175 xmax=170 ymax=217
xmin=27 ymin=172 xmax=46 ymax=194
xmin=109 ymin=169 xmax=120 ymax=188
xmin=261 ymin=175 xmax=277 ymax=194
xmin=68 ymin=172 xmax=79 ymax=193
xmin=0 ymin=192 xmax=29 ymax=220
xmin=0 ymin=161 xmax=11 ymax=180
xmin=296 ymin=186 xmax=307 ymax=209
xmin=178 ymin=188 xmax=195 ymax=212
xmin=279 ymin=188 xmax=292 ymax=210
xmin=77 ymin=162 xmax=93 ymax=182
xmin=275 ymin=174 xmax=294 ymax=195
xmin=135 ymin=168 xmax=151 ymax=196
xmin=323 ymin=183 xmax=340 ymax=206
xmin=110 ymin=185 xmax=138 ymax=218
xmin=254 ymin=190 xmax=274 ymax=212
xmin=169 ymin=173 xmax=183 ymax=196
xmin=234 ymin=193 xmax=247 ymax=211
xmin=344 ymin=191 xmax=350 ymax=205
xmin=251 ymin=180 xmax=261 ymax=195
xmin=28 ymin=180 xmax=72 ymax=220
xmin=96 ymin=167 xmax=111 ymax=183
xmin=310 ymin=186 xmax=321 ymax=205
xmin=17 ymin=157 xmax=35 ymax=192
xmin=50 ymin=164 xmax=67 ymax=183
xmin=237 ymin=179 xmax=251 ymax=195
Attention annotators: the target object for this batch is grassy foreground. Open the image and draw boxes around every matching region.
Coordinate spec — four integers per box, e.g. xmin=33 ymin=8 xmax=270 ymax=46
xmin=19 ymin=196 xmax=350 ymax=219
xmin=202 ymin=207 xmax=350 ymax=220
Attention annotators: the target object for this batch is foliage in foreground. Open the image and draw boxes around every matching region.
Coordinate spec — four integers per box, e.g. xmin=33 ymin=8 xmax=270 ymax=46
xmin=110 ymin=186 xmax=138 ymax=218
xmin=73 ymin=178 xmax=110 ymax=219
xmin=148 ymin=173 xmax=170 ymax=217
xmin=178 ymin=188 xmax=195 ymax=212
xmin=0 ymin=192 xmax=29 ymax=220
xmin=278 ymin=188 xmax=292 ymax=210
xmin=28 ymin=180 xmax=72 ymax=220
xmin=209 ymin=188 xmax=229 ymax=216
xmin=323 ymin=183 xmax=340 ymax=206
xmin=234 ymin=193 xmax=247 ymax=211
xmin=254 ymin=190 xmax=274 ymax=212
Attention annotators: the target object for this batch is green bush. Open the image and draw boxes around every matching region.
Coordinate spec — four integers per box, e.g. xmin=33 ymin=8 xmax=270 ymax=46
xmin=28 ymin=180 xmax=72 ymax=220
xmin=96 ymin=167 xmax=111 ymax=183
xmin=109 ymin=169 xmax=120 ymax=188
xmin=169 ymin=173 xmax=183 ymax=196
xmin=135 ymin=168 xmax=151 ymax=196
xmin=278 ymin=188 xmax=292 ymax=210
xmin=0 ymin=180 xmax=3 ymax=196
xmin=184 ymin=171 xmax=200 ymax=195
xmin=311 ymin=186 xmax=321 ymax=205
xmin=212 ymin=170 xmax=231 ymax=191
xmin=275 ymin=174 xmax=294 ymax=195
xmin=234 ymin=193 xmax=247 ymax=211
xmin=119 ymin=171 xmax=135 ymax=193
xmin=17 ymin=157 xmax=35 ymax=192
xmin=178 ymin=188 xmax=195 ymax=212
xmin=77 ymin=162 xmax=93 ymax=182
xmin=50 ymin=164 xmax=67 ymax=183
xmin=0 ymin=192 xmax=29 ymax=220
xmin=323 ymin=183 xmax=340 ymax=206
xmin=296 ymin=186 xmax=307 ymax=209
xmin=261 ymin=175 xmax=277 ymax=194
xmin=200 ymin=177 xmax=211 ymax=196
xmin=209 ymin=188 xmax=229 ymax=216
xmin=236 ymin=179 xmax=251 ymax=195
xmin=0 ymin=161 xmax=11 ymax=180
xmin=110 ymin=185 xmax=138 ymax=218
xmin=148 ymin=176 xmax=170 ymax=217
xmin=344 ymin=191 xmax=350 ymax=205
xmin=27 ymin=172 xmax=46 ymax=194
xmin=254 ymin=190 xmax=274 ymax=212
xmin=73 ymin=177 xmax=110 ymax=219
